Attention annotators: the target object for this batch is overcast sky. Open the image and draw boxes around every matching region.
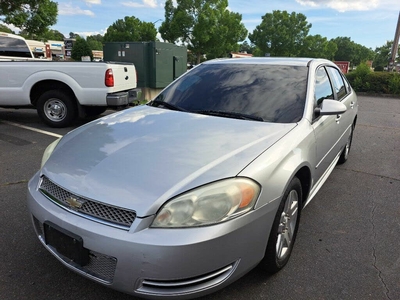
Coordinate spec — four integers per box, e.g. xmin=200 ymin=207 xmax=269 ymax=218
xmin=8 ymin=0 xmax=400 ymax=49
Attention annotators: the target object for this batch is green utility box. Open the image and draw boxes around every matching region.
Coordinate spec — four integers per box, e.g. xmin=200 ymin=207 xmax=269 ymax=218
xmin=103 ymin=41 xmax=187 ymax=89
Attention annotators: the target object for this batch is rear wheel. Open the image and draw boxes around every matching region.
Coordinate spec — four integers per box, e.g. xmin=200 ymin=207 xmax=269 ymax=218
xmin=261 ymin=177 xmax=302 ymax=274
xmin=37 ymin=90 xmax=77 ymax=128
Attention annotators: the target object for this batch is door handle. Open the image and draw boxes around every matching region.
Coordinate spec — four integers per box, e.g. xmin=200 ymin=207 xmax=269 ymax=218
xmin=335 ymin=115 xmax=342 ymax=123
xmin=350 ymin=101 xmax=355 ymax=109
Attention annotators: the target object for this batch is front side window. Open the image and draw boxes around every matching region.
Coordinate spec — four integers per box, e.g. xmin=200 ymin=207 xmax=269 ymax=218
xmin=314 ymin=67 xmax=334 ymax=107
xmin=327 ymin=67 xmax=347 ymax=100
xmin=150 ymin=64 xmax=308 ymax=123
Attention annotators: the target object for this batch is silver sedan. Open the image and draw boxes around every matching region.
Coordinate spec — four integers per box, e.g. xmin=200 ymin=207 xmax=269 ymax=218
xmin=27 ymin=57 xmax=358 ymax=299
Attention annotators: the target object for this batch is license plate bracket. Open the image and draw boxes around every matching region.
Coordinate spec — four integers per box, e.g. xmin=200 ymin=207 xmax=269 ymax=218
xmin=44 ymin=221 xmax=89 ymax=266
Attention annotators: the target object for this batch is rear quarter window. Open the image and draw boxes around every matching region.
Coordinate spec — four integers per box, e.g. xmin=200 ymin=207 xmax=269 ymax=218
xmin=0 ymin=36 xmax=32 ymax=58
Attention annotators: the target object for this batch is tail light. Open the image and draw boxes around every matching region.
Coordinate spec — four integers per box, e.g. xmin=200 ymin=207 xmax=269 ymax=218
xmin=105 ymin=69 xmax=114 ymax=87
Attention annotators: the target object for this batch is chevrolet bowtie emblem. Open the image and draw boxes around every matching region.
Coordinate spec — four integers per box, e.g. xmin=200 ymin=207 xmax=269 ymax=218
xmin=66 ymin=196 xmax=85 ymax=210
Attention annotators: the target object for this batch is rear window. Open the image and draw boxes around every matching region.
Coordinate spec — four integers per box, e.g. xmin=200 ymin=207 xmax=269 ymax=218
xmin=0 ymin=35 xmax=32 ymax=58
xmin=155 ymin=64 xmax=308 ymax=123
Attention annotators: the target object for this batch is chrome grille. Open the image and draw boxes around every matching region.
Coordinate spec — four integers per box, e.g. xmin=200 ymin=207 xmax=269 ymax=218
xmin=39 ymin=176 xmax=136 ymax=229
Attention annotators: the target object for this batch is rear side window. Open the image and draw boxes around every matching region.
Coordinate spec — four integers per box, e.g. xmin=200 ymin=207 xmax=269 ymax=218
xmin=155 ymin=64 xmax=308 ymax=123
xmin=0 ymin=36 xmax=32 ymax=58
xmin=326 ymin=67 xmax=347 ymax=100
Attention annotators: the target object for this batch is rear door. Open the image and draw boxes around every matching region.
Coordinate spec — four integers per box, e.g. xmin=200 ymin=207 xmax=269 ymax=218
xmin=326 ymin=66 xmax=357 ymax=145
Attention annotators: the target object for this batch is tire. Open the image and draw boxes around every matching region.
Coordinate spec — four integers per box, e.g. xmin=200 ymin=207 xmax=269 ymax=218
xmin=84 ymin=106 xmax=107 ymax=117
xmin=261 ymin=177 xmax=302 ymax=274
xmin=337 ymin=124 xmax=354 ymax=164
xmin=36 ymin=90 xmax=77 ymax=128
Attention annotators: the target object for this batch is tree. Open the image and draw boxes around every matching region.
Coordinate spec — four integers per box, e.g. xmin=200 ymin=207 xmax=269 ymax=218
xmin=249 ymin=10 xmax=311 ymax=57
xmin=87 ymin=34 xmax=104 ymax=50
xmin=159 ymin=0 xmax=247 ymax=64
xmin=69 ymin=32 xmax=80 ymax=39
xmin=373 ymin=41 xmax=398 ymax=69
xmin=331 ymin=37 xmax=374 ymax=66
xmin=299 ymin=34 xmax=337 ymax=60
xmin=0 ymin=0 xmax=57 ymax=37
xmin=71 ymin=37 xmax=93 ymax=61
xmin=42 ymin=29 xmax=65 ymax=41
xmin=0 ymin=23 xmax=14 ymax=33
xmin=331 ymin=37 xmax=355 ymax=62
xmin=352 ymin=43 xmax=374 ymax=66
xmin=239 ymin=40 xmax=256 ymax=54
xmin=103 ymin=16 xmax=157 ymax=42
xmin=158 ymin=0 xmax=181 ymax=43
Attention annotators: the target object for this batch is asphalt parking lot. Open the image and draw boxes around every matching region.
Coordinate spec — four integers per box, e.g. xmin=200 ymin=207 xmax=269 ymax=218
xmin=0 ymin=95 xmax=399 ymax=300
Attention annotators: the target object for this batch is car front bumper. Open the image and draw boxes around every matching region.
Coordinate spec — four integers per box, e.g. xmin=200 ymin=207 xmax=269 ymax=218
xmin=27 ymin=172 xmax=278 ymax=299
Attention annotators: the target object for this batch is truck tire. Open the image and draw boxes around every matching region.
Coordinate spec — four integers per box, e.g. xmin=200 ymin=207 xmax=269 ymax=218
xmin=37 ymin=90 xmax=77 ymax=128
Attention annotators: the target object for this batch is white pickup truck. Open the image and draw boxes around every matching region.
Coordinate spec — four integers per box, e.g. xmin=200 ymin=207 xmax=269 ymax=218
xmin=0 ymin=32 xmax=138 ymax=127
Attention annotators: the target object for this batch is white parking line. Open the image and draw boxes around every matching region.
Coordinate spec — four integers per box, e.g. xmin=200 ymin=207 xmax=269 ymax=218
xmin=1 ymin=120 xmax=63 ymax=138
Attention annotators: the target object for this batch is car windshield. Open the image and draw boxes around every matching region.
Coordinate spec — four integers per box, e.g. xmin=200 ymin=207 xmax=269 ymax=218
xmin=149 ymin=63 xmax=308 ymax=123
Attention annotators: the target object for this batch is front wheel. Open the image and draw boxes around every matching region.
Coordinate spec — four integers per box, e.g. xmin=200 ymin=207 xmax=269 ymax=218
xmin=37 ymin=90 xmax=77 ymax=128
xmin=338 ymin=124 xmax=354 ymax=164
xmin=260 ymin=177 xmax=302 ymax=274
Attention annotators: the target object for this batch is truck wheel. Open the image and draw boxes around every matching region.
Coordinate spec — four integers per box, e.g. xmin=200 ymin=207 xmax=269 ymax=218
xmin=37 ymin=90 xmax=77 ymax=128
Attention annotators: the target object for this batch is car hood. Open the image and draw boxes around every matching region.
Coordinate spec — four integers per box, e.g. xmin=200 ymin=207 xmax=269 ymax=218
xmin=43 ymin=106 xmax=296 ymax=217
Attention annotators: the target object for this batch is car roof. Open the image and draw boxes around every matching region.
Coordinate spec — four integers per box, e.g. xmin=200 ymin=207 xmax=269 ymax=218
xmin=203 ymin=57 xmax=330 ymax=67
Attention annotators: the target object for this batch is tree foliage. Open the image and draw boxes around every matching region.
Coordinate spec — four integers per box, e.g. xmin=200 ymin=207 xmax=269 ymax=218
xmin=69 ymin=32 xmax=80 ymax=39
xmin=0 ymin=23 xmax=14 ymax=33
xmin=103 ymin=16 xmax=157 ymax=42
xmin=331 ymin=37 xmax=374 ymax=66
xmin=42 ymin=29 xmax=65 ymax=41
xmin=239 ymin=40 xmax=256 ymax=54
xmin=0 ymin=0 xmax=57 ymax=37
xmin=87 ymin=34 xmax=104 ymax=50
xmin=299 ymin=34 xmax=337 ymax=60
xmin=373 ymin=40 xmax=400 ymax=69
xmin=71 ymin=37 xmax=93 ymax=61
xmin=249 ymin=10 xmax=311 ymax=57
xmin=331 ymin=37 xmax=355 ymax=62
xmin=158 ymin=0 xmax=181 ymax=44
xmin=159 ymin=0 xmax=247 ymax=64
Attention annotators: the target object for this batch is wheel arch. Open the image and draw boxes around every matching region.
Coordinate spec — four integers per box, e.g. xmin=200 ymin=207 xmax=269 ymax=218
xmin=293 ymin=166 xmax=312 ymax=209
xmin=30 ymin=80 xmax=77 ymax=107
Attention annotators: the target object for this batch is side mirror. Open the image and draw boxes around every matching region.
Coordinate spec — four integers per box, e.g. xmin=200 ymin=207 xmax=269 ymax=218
xmin=314 ymin=99 xmax=347 ymax=117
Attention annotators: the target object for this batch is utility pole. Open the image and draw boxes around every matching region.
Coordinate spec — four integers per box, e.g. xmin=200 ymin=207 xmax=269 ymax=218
xmin=389 ymin=12 xmax=400 ymax=71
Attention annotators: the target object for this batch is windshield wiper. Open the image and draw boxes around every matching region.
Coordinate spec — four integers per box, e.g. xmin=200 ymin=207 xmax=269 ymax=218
xmin=193 ymin=110 xmax=265 ymax=122
xmin=149 ymin=99 xmax=187 ymax=112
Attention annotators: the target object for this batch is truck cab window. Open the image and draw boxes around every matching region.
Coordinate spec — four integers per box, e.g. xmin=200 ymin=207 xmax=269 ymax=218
xmin=0 ymin=36 xmax=32 ymax=58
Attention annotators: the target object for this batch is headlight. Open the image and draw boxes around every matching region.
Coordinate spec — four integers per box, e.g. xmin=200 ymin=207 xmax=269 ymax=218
xmin=151 ymin=178 xmax=260 ymax=228
xmin=41 ymin=138 xmax=61 ymax=168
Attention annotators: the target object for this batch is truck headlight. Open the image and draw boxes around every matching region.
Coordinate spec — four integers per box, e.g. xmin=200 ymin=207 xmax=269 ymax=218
xmin=151 ymin=178 xmax=260 ymax=228
xmin=41 ymin=138 xmax=61 ymax=168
